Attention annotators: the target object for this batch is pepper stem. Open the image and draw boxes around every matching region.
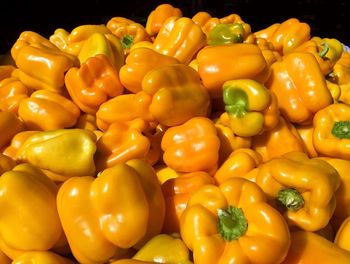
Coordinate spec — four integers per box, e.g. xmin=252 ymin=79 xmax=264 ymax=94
xmin=121 ymin=35 xmax=134 ymax=49
xmin=332 ymin=121 xmax=350 ymax=139
xmin=277 ymin=188 xmax=304 ymax=211
xmin=319 ymin=42 xmax=330 ymax=58
xmin=217 ymin=206 xmax=247 ymax=241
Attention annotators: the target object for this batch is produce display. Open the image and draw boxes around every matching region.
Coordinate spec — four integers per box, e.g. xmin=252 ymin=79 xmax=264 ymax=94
xmin=1 ymin=2 xmax=350 ymax=263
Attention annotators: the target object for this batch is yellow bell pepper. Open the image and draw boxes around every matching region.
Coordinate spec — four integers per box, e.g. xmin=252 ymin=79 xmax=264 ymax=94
xmin=161 ymin=117 xmax=220 ymax=174
xmin=335 ymin=216 xmax=350 ymax=252
xmin=18 ymin=90 xmax=80 ymax=130
xmin=57 ymin=159 xmax=165 ymax=264
xmin=0 ymin=163 xmax=64 ymax=259
xmin=248 ymin=151 xmax=340 ymax=231
xmin=132 ymin=233 xmax=192 ymax=264
xmin=65 ymin=54 xmax=124 ymax=115
xmin=331 ymin=50 xmax=350 ymax=85
xmin=142 ymin=64 xmax=210 ymax=127
xmin=49 ymin=28 xmax=70 ymax=52
xmin=12 ymin=251 xmax=74 ymax=264
xmin=2 ymin=130 xmax=38 ymax=160
xmin=326 ymin=79 xmax=341 ymax=102
xmin=180 ymin=177 xmax=291 ymax=264
xmin=0 ymin=111 xmax=24 ymax=149
xmin=11 ymin=31 xmax=78 ymax=93
xmin=338 ymin=82 xmax=350 ymax=104
xmin=153 ymin=17 xmax=206 ymax=64
xmin=16 ymin=128 xmax=96 ymax=176
xmin=0 ymin=77 xmax=30 ymax=114
xmin=313 ymin=103 xmax=350 ymax=159
xmin=219 ymin=79 xmax=280 ymax=137
xmin=197 ymin=43 xmax=270 ymax=98
xmin=295 ymin=124 xmax=319 ymax=158
xmin=282 ymin=231 xmax=350 ymax=264
xmin=266 ymin=51 xmax=333 ymax=124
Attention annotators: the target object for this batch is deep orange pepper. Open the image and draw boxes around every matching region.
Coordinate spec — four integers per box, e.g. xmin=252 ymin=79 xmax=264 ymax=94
xmin=0 ymin=77 xmax=30 ymax=114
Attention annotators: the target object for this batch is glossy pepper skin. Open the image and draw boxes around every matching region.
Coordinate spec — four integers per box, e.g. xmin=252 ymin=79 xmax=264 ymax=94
xmin=282 ymin=231 xmax=350 ymax=264
xmin=119 ymin=47 xmax=179 ymax=94
xmin=16 ymin=128 xmax=96 ymax=176
xmin=0 ymin=77 xmax=30 ymax=114
xmin=142 ymin=64 xmax=210 ymax=127
xmin=11 ymin=251 xmax=74 ymax=264
xmin=0 ymin=163 xmax=64 ymax=259
xmin=65 ymin=54 xmax=124 ymax=114
xmin=197 ymin=43 xmax=270 ymax=98
xmin=57 ymin=159 xmax=165 ymax=264
xmin=153 ymin=17 xmax=206 ymax=64
xmin=0 ymin=111 xmax=24 ymax=149
xmin=220 ymin=79 xmax=280 ymax=137
xmin=18 ymin=90 xmax=80 ymax=130
xmin=180 ymin=177 xmax=291 ymax=264
xmin=249 ymin=151 xmax=340 ymax=231
xmin=161 ymin=117 xmax=220 ymax=174
xmin=265 ymin=51 xmax=333 ymax=124
xmin=313 ymin=103 xmax=350 ymax=160
xmin=207 ymin=23 xmax=245 ymax=45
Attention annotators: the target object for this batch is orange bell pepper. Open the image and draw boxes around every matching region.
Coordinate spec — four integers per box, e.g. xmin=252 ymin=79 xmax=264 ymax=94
xmin=161 ymin=171 xmax=215 ymax=233
xmin=265 ymin=51 xmax=332 ymax=124
xmin=161 ymin=117 xmax=220 ymax=174
xmin=65 ymin=54 xmax=124 ymax=114
xmin=153 ymin=17 xmax=206 ymax=64
xmin=0 ymin=65 xmax=16 ymax=82
xmin=335 ymin=216 xmax=350 ymax=252
xmin=197 ymin=43 xmax=270 ymax=98
xmin=331 ymin=50 xmax=350 ymax=85
xmin=49 ymin=28 xmax=70 ymax=52
xmin=57 ymin=159 xmax=165 ymax=264
xmin=0 ymin=77 xmax=30 ymax=114
xmin=255 ymin=37 xmax=281 ymax=66
xmin=11 ymin=251 xmax=74 ymax=264
xmin=0 ymin=249 xmax=10 ymax=264
xmin=0 ymin=111 xmax=24 ymax=150
xmin=295 ymin=124 xmax=319 ymax=158
xmin=18 ymin=90 xmax=80 ymax=130
xmin=0 ymin=153 xmax=15 ymax=175
xmin=180 ymin=177 xmax=291 ymax=264
xmin=2 ymin=130 xmax=39 ymax=160
xmin=119 ymin=47 xmax=179 ymax=94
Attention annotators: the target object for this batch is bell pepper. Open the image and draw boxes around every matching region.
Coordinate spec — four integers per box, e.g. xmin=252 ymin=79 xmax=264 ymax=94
xmin=0 ymin=153 xmax=15 ymax=175
xmin=161 ymin=117 xmax=220 ymax=174
xmin=338 ymin=82 xmax=350 ymax=104
xmin=153 ymin=17 xmax=206 ymax=64
xmin=192 ymin=11 xmax=212 ymax=27
xmin=119 ymin=47 xmax=179 ymax=94
xmin=331 ymin=50 xmax=350 ymax=85
xmin=16 ymin=128 xmax=96 ymax=176
xmin=11 ymin=31 xmax=79 ymax=93
xmin=255 ymin=37 xmax=281 ymax=66
xmin=313 ymin=103 xmax=350 ymax=159
xmin=282 ymin=231 xmax=350 ymax=264
xmin=295 ymin=124 xmax=319 ymax=158
xmin=180 ymin=177 xmax=291 ymax=264
xmin=252 ymin=116 xmax=307 ymax=162
xmin=142 ymin=64 xmax=210 ymax=127
xmin=75 ymin=113 xmax=98 ymax=131
xmin=2 ymin=130 xmax=39 ymax=160
xmin=18 ymin=90 xmax=80 ymax=130
xmin=145 ymin=3 xmax=182 ymax=36
xmin=49 ymin=28 xmax=70 ymax=52
xmin=0 ymin=77 xmax=30 ymax=114
xmin=107 ymin=17 xmax=151 ymax=53
xmin=214 ymin=148 xmax=263 ymax=184
xmin=207 ymin=23 xmax=245 ymax=45
xmin=0 ymin=249 xmax=10 ymax=264
xmin=0 ymin=65 xmax=16 ymax=82
xmin=0 ymin=163 xmax=64 ymax=259
xmin=11 ymin=251 xmax=74 ymax=264
xmin=335 ymin=216 xmax=350 ymax=252
xmin=249 ymin=151 xmax=340 ymax=231
xmin=161 ymin=171 xmax=215 ymax=233
xmin=65 ymin=54 xmax=124 ymax=114
xmin=57 ymin=159 xmax=165 ymax=264
xmin=0 ymin=111 xmax=24 ymax=149
xmin=265 ymin=51 xmax=333 ymax=124
xmin=326 ymin=79 xmax=342 ymax=102
xmin=197 ymin=43 xmax=270 ymax=98
xmin=220 ymin=79 xmax=280 ymax=137
xmin=132 ymin=233 xmax=192 ymax=264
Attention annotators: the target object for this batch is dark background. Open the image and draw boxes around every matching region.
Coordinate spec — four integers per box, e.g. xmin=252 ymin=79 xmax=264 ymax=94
xmin=0 ymin=0 xmax=349 ymax=55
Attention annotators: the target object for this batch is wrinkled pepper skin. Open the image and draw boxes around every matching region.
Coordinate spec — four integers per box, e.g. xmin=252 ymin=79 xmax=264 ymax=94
xmin=266 ymin=51 xmax=332 ymax=124
xmin=16 ymin=129 xmax=96 ymax=176
xmin=180 ymin=177 xmax=290 ymax=264
xmin=57 ymin=159 xmax=165 ymax=264
xmin=161 ymin=117 xmax=220 ymax=174
xmin=0 ymin=111 xmax=24 ymax=149
xmin=12 ymin=251 xmax=74 ymax=264
xmin=161 ymin=171 xmax=215 ymax=233
xmin=0 ymin=77 xmax=30 ymax=114
xmin=119 ymin=47 xmax=179 ymax=94
xmin=145 ymin=3 xmax=182 ymax=36
xmin=249 ymin=151 xmax=340 ymax=231
xmin=313 ymin=103 xmax=350 ymax=159
xmin=142 ymin=64 xmax=210 ymax=127
xmin=18 ymin=90 xmax=80 ymax=130
xmin=220 ymin=79 xmax=280 ymax=137
xmin=282 ymin=231 xmax=350 ymax=264
xmin=197 ymin=43 xmax=270 ymax=98
xmin=0 ymin=163 xmax=64 ymax=259
xmin=153 ymin=17 xmax=206 ymax=64
xmin=65 ymin=54 xmax=124 ymax=114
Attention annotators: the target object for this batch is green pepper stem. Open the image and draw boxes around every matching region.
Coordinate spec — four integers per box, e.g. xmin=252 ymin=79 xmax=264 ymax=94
xmin=277 ymin=188 xmax=304 ymax=211
xmin=319 ymin=42 xmax=330 ymax=58
xmin=332 ymin=121 xmax=350 ymax=139
xmin=121 ymin=35 xmax=134 ymax=49
xmin=217 ymin=206 xmax=247 ymax=241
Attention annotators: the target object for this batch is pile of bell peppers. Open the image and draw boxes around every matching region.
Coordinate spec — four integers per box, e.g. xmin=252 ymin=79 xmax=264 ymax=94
xmin=1 ymin=2 xmax=350 ymax=264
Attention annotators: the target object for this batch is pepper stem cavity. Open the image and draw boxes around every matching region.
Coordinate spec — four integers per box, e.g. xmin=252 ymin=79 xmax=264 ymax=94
xmin=217 ymin=206 xmax=247 ymax=241
xmin=332 ymin=121 xmax=350 ymax=139
xmin=223 ymin=88 xmax=248 ymax=117
xmin=121 ymin=35 xmax=134 ymax=49
xmin=277 ymin=188 xmax=304 ymax=211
